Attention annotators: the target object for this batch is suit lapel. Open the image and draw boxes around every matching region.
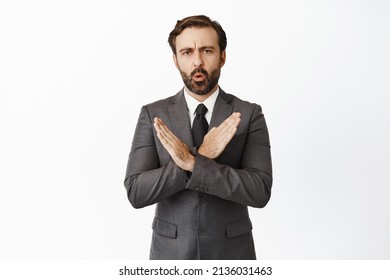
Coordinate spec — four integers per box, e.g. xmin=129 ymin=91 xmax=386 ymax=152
xmin=209 ymin=89 xmax=234 ymax=129
xmin=168 ymin=88 xmax=234 ymax=147
xmin=168 ymin=90 xmax=194 ymax=147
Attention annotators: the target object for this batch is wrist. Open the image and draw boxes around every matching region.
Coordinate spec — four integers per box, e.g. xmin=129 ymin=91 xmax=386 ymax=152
xmin=197 ymin=145 xmax=206 ymax=157
xmin=186 ymin=155 xmax=195 ymax=172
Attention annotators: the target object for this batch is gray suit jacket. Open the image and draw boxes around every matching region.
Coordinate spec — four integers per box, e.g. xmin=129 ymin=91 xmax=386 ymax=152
xmin=124 ymin=88 xmax=272 ymax=259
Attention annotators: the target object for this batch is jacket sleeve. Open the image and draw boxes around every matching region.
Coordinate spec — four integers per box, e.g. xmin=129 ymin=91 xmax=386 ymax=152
xmin=124 ymin=106 xmax=187 ymax=209
xmin=186 ymin=104 xmax=273 ymax=208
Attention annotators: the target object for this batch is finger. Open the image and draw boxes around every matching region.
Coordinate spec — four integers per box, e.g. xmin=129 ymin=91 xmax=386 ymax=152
xmin=216 ymin=127 xmax=235 ymax=145
xmin=154 ymin=125 xmax=169 ymax=146
xmin=230 ymin=112 xmax=241 ymax=125
xmin=156 ymin=129 xmax=178 ymax=156
xmin=154 ymin=119 xmax=172 ymax=145
xmin=228 ymin=113 xmax=241 ymax=129
xmin=215 ymin=120 xmax=236 ymax=137
xmin=154 ymin=118 xmax=177 ymax=148
xmin=154 ymin=117 xmax=167 ymax=132
xmin=154 ymin=118 xmax=176 ymax=149
xmin=155 ymin=118 xmax=188 ymax=158
xmin=155 ymin=118 xmax=180 ymax=143
xmin=221 ymin=112 xmax=241 ymax=128
xmin=219 ymin=117 xmax=240 ymax=143
xmin=153 ymin=118 xmax=164 ymax=136
xmin=232 ymin=115 xmax=241 ymax=128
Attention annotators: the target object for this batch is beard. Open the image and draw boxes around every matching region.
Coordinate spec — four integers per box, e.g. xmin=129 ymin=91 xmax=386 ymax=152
xmin=179 ymin=65 xmax=221 ymax=96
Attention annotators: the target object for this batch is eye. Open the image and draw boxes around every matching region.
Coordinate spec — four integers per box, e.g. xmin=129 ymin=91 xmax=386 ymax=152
xmin=181 ymin=50 xmax=192 ymax=56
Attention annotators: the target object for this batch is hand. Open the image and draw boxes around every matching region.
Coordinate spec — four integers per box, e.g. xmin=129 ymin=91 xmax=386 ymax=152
xmin=198 ymin=112 xmax=241 ymax=159
xmin=154 ymin=117 xmax=195 ymax=172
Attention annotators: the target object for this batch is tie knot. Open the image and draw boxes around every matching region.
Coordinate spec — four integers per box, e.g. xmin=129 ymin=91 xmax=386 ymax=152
xmin=195 ymin=104 xmax=208 ymax=116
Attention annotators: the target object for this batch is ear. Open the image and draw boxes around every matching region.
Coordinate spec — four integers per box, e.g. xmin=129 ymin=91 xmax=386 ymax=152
xmin=220 ymin=51 xmax=226 ymax=67
xmin=173 ymin=54 xmax=179 ymax=70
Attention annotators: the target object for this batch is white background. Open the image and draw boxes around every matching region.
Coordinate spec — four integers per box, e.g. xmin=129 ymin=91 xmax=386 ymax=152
xmin=1 ymin=0 xmax=389 ymax=260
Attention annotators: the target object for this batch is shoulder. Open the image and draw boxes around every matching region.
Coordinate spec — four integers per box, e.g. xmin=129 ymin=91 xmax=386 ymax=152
xmin=220 ymin=89 xmax=263 ymax=114
xmin=142 ymin=90 xmax=183 ymax=112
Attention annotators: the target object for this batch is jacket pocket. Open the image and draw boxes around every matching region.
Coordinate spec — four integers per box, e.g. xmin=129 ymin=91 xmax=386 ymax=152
xmin=152 ymin=217 xmax=177 ymax=239
xmin=226 ymin=216 xmax=253 ymax=238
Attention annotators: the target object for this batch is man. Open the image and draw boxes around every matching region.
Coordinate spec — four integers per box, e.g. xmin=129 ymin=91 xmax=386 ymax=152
xmin=124 ymin=15 xmax=272 ymax=260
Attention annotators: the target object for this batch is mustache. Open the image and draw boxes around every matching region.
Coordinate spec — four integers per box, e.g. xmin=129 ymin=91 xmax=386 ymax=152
xmin=190 ymin=68 xmax=209 ymax=79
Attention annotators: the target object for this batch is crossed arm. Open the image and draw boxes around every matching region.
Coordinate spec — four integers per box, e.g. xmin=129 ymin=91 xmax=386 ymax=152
xmin=125 ymin=105 xmax=272 ymax=209
xmin=153 ymin=112 xmax=241 ymax=172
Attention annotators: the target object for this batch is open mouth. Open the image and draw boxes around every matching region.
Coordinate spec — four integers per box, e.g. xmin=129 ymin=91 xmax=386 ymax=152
xmin=193 ymin=72 xmax=206 ymax=81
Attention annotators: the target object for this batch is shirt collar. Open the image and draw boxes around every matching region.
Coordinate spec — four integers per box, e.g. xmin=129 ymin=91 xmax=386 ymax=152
xmin=183 ymin=87 xmax=220 ymax=116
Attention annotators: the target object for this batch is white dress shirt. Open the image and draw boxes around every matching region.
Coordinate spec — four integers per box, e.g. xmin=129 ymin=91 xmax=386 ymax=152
xmin=183 ymin=87 xmax=219 ymax=128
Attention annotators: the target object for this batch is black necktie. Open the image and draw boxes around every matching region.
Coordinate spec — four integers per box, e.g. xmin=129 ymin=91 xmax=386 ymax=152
xmin=192 ymin=104 xmax=209 ymax=146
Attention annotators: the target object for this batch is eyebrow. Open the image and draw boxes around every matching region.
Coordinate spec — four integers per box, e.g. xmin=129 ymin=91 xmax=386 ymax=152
xmin=199 ymin=46 xmax=215 ymax=50
xmin=179 ymin=47 xmax=192 ymax=53
xmin=178 ymin=46 xmax=216 ymax=53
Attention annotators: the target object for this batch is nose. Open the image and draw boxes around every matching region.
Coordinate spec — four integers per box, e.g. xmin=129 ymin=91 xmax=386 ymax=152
xmin=193 ymin=51 xmax=204 ymax=68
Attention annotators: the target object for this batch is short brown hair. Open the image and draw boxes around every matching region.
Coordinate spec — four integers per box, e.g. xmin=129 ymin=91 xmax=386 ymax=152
xmin=168 ymin=15 xmax=227 ymax=55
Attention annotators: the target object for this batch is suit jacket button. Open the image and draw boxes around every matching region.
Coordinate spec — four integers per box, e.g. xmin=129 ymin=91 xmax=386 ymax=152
xmin=198 ymin=228 xmax=205 ymax=236
xmin=199 ymin=196 xmax=205 ymax=204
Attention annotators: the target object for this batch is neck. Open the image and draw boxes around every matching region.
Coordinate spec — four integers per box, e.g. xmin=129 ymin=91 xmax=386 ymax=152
xmin=185 ymin=84 xmax=219 ymax=102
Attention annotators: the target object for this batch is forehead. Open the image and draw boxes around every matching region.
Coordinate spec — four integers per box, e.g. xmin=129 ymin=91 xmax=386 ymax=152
xmin=175 ymin=27 xmax=219 ymax=49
